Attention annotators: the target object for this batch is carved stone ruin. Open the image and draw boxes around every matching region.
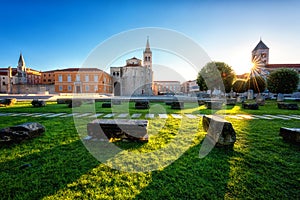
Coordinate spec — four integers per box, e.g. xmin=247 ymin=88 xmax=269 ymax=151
xmin=135 ymin=100 xmax=150 ymax=109
xmin=111 ymin=100 xmax=122 ymax=105
xmin=0 ymin=98 xmax=17 ymax=106
xmin=202 ymin=115 xmax=236 ymax=147
xmin=255 ymin=94 xmax=265 ymax=106
xmin=277 ymin=93 xmax=284 ymax=102
xmin=0 ymin=122 xmax=45 ymax=143
xmin=205 ymin=101 xmax=223 ymax=109
xmin=279 ymin=127 xmax=300 ymax=145
xmin=31 ymin=99 xmax=46 ymax=107
xmin=171 ymin=101 xmax=184 ymax=109
xmin=242 ymin=103 xmax=259 ymax=110
xmin=278 ymin=102 xmax=299 ymax=110
xmin=102 ymin=102 xmax=112 ymax=108
xmin=226 ymin=98 xmax=236 ymax=106
xmin=66 ymin=99 xmax=82 ymax=108
xmin=87 ymin=119 xmax=148 ymax=142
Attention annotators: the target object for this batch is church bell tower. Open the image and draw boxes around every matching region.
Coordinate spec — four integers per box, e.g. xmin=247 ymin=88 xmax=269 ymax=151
xmin=143 ymin=37 xmax=152 ymax=69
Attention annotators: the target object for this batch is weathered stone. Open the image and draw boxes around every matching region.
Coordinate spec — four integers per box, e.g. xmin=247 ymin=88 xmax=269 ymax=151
xmin=57 ymin=99 xmax=68 ymax=104
xmin=0 ymin=122 xmax=45 ymax=143
xmin=197 ymin=100 xmax=205 ymax=106
xmin=171 ymin=101 xmax=184 ymax=109
xmin=205 ymin=101 xmax=223 ymax=109
xmin=111 ymin=100 xmax=122 ymax=105
xmin=242 ymin=103 xmax=259 ymax=110
xmin=135 ymin=100 xmax=149 ymax=109
xmin=0 ymin=98 xmax=17 ymax=106
xmin=226 ymin=98 xmax=236 ymax=106
xmin=87 ymin=119 xmax=148 ymax=142
xmin=31 ymin=99 xmax=46 ymax=107
xmin=277 ymin=93 xmax=284 ymax=102
xmin=66 ymin=99 xmax=82 ymax=108
xmin=165 ymin=101 xmax=173 ymax=106
xmin=102 ymin=102 xmax=112 ymax=108
xmin=278 ymin=102 xmax=299 ymax=110
xmin=279 ymin=127 xmax=300 ymax=145
xmin=255 ymin=94 xmax=265 ymax=106
xmin=237 ymin=96 xmax=246 ymax=103
xmin=202 ymin=115 xmax=236 ymax=147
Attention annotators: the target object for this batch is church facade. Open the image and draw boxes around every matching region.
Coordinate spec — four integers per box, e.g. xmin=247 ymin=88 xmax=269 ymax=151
xmin=110 ymin=39 xmax=153 ymax=96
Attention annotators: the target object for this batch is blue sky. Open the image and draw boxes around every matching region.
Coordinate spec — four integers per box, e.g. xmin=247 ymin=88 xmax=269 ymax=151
xmin=0 ymin=0 xmax=299 ymax=80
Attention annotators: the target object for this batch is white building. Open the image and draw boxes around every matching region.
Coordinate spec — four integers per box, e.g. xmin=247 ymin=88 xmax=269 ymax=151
xmin=110 ymin=39 xmax=153 ymax=96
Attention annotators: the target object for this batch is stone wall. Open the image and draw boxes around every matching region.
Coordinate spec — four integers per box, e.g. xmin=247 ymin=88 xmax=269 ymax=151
xmin=11 ymin=84 xmax=56 ymax=94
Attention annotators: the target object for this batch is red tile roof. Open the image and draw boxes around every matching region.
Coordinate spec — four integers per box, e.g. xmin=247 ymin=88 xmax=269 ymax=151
xmin=265 ymin=64 xmax=300 ymax=68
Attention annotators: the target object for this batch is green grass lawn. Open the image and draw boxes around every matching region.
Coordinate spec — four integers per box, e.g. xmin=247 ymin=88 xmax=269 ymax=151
xmin=0 ymin=100 xmax=299 ymax=199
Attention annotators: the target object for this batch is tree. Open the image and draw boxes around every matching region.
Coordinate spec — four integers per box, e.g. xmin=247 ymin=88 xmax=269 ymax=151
xmin=246 ymin=75 xmax=266 ymax=93
xmin=232 ymin=79 xmax=247 ymax=93
xmin=267 ymin=68 xmax=299 ymax=94
xmin=197 ymin=62 xmax=236 ymax=93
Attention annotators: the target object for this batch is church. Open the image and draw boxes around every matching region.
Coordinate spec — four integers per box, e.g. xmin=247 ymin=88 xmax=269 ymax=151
xmin=251 ymin=39 xmax=300 ymax=75
xmin=110 ymin=38 xmax=153 ymax=96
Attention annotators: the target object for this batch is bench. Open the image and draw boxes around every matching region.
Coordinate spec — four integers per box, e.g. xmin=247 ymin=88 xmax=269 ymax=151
xmin=135 ymin=100 xmax=149 ymax=109
xmin=102 ymin=102 xmax=112 ymax=108
xmin=279 ymin=127 xmax=300 ymax=144
xmin=277 ymin=102 xmax=299 ymax=110
xmin=31 ymin=99 xmax=46 ymax=107
xmin=87 ymin=119 xmax=148 ymax=142
xmin=205 ymin=101 xmax=223 ymax=109
xmin=202 ymin=115 xmax=236 ymax=147
xmin=242 ymin=103 xmax=259 ymax=110
xmin=171 ymin=101 xmax=184 ymax=109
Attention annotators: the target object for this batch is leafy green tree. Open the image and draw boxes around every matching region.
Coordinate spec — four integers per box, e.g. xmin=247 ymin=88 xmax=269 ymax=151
xmin=197 ymin=62 xmax=236 ymax=93
xmin=232 ymin=79 xmax=247 ymax=93
xmin=267 ymin=68 xmax=299 ymax=94
xmin=246 ymin=75 xmax=266 ymax=93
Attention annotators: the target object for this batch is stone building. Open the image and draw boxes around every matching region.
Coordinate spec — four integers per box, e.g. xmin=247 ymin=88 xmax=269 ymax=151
xmin=41 ymin=70 xmax=56 ymax=84
xmin=0 ymin=54 xmax=42 ymax=93
xmin=110 ymin=39 xmax=153 ymax=96
xmin=153 ymin=81 xmax=181 ymax=95
xmin=54 ymin=68 xmax=113 ymax=94
xmin=252 ymin=40 xmax=300 ymax=74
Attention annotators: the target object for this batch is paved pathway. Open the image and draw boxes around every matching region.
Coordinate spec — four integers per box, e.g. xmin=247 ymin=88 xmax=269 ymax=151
xmin=0 ymin=112 xmax=299 ymax=121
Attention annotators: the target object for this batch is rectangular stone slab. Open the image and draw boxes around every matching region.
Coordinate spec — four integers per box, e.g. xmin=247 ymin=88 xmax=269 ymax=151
xmin=87 ymin=119 xmax=148 ymax=142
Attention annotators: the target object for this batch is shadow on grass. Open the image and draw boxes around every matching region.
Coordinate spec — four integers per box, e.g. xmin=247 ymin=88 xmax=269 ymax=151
xmin=0 ymin=140 xmax=99 ymax=200
xmin=135 ymin=142 xmax=236 ymax=199
xmin=225 ymin=118 xmax=300 ymax=199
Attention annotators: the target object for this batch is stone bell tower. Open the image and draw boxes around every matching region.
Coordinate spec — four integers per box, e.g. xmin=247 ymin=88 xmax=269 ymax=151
xmin=252 ymin=39 xmax=269 ymax=66
xmin=143 ymin=37 xmax=152 ymax=69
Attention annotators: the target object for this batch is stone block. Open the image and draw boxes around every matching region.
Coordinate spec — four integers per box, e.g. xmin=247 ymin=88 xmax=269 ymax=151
xmin=171 ymin=101 xmax=184 ymax=109
xmin=279 ymin=127 xmax=300 ymax=144
xmin=135 ymin=100 xmax=149 ymax=109
xmin=102 ymin=102 xmax=112 ymax=108
xmin=202 ymin=115 xmax=236 ymax=147
xmin=226 ymin=98 xmax=236 ymax=106
xmin=87 ymin=119 xmax=148 ymax=142
xmin=277 ymin=102 xmax=299 ymax=110
xmin=242 ymin=103 xmax=259 ymax=110
xmin=31 ymin=99 xmax=46 ymax=107
xmin=0 ymin=122 xmax=45 ymax=143
xmin=205 ymin=101 xmax=223 ymax=109
xmin=0 ymin=98 xmax=17 ymax=106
